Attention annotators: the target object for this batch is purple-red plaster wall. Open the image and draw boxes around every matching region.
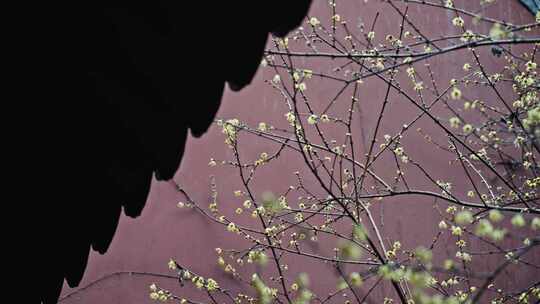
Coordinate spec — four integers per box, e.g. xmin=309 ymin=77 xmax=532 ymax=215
xmin=59 ymin=1 xmax=539 ymax=303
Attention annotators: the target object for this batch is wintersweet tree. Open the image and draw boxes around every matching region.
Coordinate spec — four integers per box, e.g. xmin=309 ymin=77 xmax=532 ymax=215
xmin=151 ymin=1 xmax=539 ymax=303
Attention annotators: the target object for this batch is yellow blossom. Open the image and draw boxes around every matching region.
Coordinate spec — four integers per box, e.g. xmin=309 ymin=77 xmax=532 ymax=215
xmin=168 ymin=259 xmax=177 ymax=270
xmin=451 ymin=225 xmax=463 ymax=236
xmin=449 ymin=117 xmax=461 ymax=128
xmin=489 ymin=210 xmax=504 ymax=222
xmin=531 ymin=217 xmax=540 ymax=230
xmin=452 ymin=17 xmax=464 ymax=27
xmin=511 ymin=214 xmax=526 ymax=227
xmin=526 ymin=61 xmax=537 ymax=72
xmin=227 ymin=222 xmax=239 ymax=232
xmin=206 ymin=278 xmax=219 ymax=291
xmin=439 ymin=220 xmax=448 ymax=229
xmin=150 ymin=292 xmax=159 ymax=301
xmin=455 ymin=210 xmax=473 ymax=225
xmin=461 ymin=30 xmax=474 ymax=42
xmin=451 ymin=87 xmax=462 ymax=100
xmin=285 ymin=112 xmax=296 ymax=123
xmin=307 ymin=114 xmax=318 ymax=125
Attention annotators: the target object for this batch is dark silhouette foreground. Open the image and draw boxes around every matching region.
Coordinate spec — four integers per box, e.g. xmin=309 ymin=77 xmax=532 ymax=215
xmin=21 ymin=2 xmax=311 ymax=303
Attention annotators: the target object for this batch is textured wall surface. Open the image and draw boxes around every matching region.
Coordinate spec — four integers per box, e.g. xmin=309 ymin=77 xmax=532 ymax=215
xmin=59 ymin=1 xmax=539 ymax=303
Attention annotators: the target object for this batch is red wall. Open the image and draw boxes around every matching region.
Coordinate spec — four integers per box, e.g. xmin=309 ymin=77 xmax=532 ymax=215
xmin=59 ymin=1 xmax=539 ymax=303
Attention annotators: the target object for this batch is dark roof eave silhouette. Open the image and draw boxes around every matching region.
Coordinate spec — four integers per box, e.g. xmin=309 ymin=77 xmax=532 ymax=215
xmin=22 ymin=2 xmax=312 ymax=303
